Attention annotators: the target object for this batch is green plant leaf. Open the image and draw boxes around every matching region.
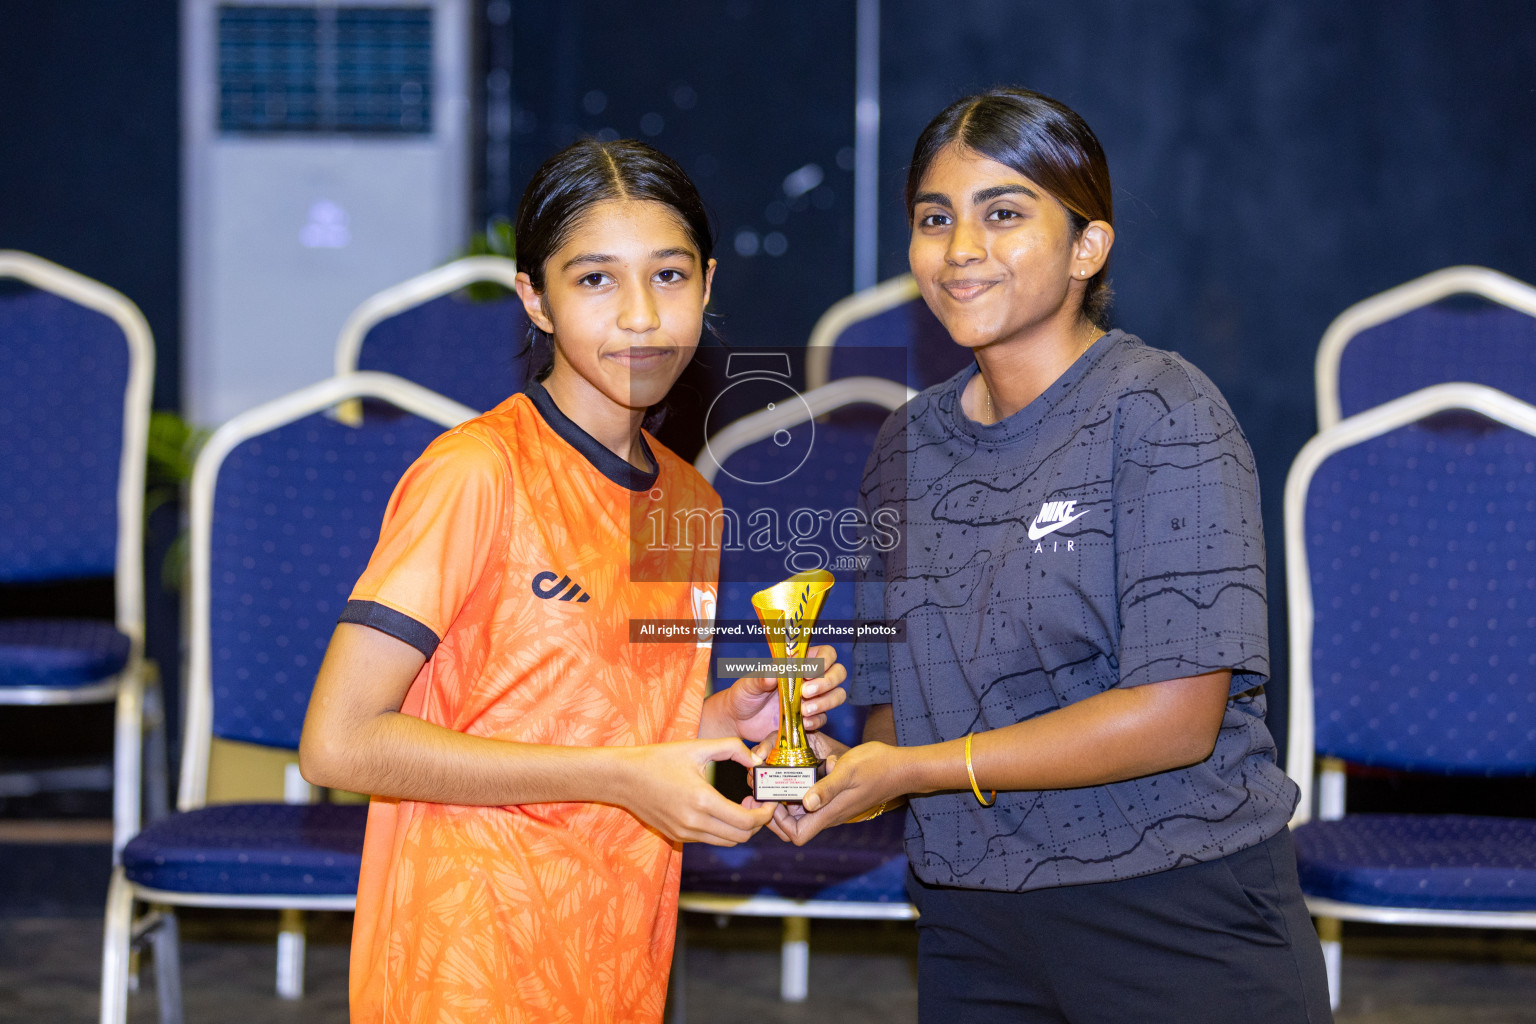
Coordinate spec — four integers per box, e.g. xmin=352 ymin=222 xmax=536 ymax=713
xmin=460 ymin=218 xmax=517 ymax=302
xmin=144 ymin=410 xmax=212 ymax=591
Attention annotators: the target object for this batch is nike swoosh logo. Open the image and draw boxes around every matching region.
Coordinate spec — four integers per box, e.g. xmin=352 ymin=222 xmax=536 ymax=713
xmin=1027 ymin=508 xmax=1091 ymax=541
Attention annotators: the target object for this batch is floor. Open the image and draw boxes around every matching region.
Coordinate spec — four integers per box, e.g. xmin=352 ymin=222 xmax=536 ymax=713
xmin=3 ymin=906 xmax=1536 ymax=1023
xmin=2 ymin=837 xmax=1534 ymax=1022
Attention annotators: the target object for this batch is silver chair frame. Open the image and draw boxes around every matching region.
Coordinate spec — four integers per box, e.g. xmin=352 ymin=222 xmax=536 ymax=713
xmin=0 ymin=250 xmax=164 ymax=860
xmin=1314 ymin=265 xmax=1536 ymax=430
xmin=101 ymin=372 xmax=476 ymax=1024
xmin=803 ymin=274 xmax=924 ymax=393
xmin=333 ymin=255 xmax=521 ymax=383
xmin=1284 ymin=381 xmax=1536 ymax=1007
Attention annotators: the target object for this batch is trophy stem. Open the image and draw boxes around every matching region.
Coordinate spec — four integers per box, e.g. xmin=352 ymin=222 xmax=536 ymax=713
xmin=765 ymin=675 xmax=820 ymax=768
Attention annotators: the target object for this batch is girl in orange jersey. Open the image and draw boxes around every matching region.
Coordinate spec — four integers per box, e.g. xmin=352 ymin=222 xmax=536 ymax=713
xmin=300 ymin=138 xmax=847 ymax=1023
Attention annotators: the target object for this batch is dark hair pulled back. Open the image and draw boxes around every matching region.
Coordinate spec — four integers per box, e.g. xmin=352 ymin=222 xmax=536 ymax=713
xmin=515 ymin=138 xmax=715 ymax=377
xmin=906 ymin=87 xmax=1115 ymax=328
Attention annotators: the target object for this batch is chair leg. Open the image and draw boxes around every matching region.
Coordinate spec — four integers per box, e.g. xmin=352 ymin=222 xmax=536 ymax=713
xmin=277 ymin=908 xmax=306 ymax=999
xmin=112 ymin=668 xmax=147 ymax=860
xmin=152 ymin=908 xmax=184 ymax=1024
xmin=780 ymin=916 xmax=809 ymax=1002
xmin=100 ymin=867 xmax=134 ymax=1024
xmin=276 ymin=766 xmax=315 ymax=1000
xmin=1317 ymin=916 xmax=1342 ymax=1009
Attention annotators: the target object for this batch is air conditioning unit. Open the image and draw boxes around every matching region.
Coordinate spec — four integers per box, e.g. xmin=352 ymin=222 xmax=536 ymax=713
xmin=182 ymin=0 xmax=470 ymax=424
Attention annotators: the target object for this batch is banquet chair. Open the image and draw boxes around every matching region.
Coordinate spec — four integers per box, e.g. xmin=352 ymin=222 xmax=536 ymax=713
xmin=1284 ymin=382 xmax=1536 ymax=1008
xmin=0 ymin=249 xmax=165 ymax=859
xmin=100 ymin=373 xmax=476 ymax=1024
xmin=675 ymin=377 xmax=916 ymax=1015
xmin=803 ymin=274 xmax=968 ymax=393
xmin=1315 ymin=265 xmax=1536 ymax=429
xmin=334 ymin=255 xmax=529 ymax=414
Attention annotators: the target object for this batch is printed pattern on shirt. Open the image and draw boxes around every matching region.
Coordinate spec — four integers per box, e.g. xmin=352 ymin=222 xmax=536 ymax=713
xmin=347 ymin=389 xmax=720 ymax=1023
xmin=849 ymin=331 xmax=1296 ymax=892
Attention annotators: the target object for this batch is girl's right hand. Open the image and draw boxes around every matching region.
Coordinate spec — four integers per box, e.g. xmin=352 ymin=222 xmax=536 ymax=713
xmin=742 ymin=730 xmax=850 ymax=840
xmin=768 ymin=741 xmax=906 ymax=845
xmin=613 ymin=737 xmax=775 ymax=846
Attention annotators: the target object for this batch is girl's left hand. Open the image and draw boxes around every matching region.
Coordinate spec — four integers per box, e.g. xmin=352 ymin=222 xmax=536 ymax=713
xmin=722 ymin=644 xmax=847 ymax=742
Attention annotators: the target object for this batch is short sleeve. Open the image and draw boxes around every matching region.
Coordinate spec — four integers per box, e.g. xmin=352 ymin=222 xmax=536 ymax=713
xmin=1113 ymin=396 xmax=1268 ymax=692
xmin=849 ymin=444 xmax=892 ymax=706
xmin=344 ymin=428 xmax=506 ymax=656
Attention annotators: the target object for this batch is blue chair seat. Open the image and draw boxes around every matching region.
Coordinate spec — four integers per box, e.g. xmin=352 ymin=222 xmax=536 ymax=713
xmin=681 ymin=812 xmax=909 ymax=903
xmin=1294 ymin=813 xmax=1536 ymax=913
xmin=0 ymin=618 xmax=131 ymax=688
xmin=122 ymin=803 xmax=368 ymax=897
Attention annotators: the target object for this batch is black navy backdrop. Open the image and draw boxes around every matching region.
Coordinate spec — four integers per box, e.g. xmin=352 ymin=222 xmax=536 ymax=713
xmin=469 ymin=0 xmax=1536 ymax=761
xmin=0 ymin=2 xmax=184 ymax=810
xmin=4 ymin=0 xmax=1536 ymax=774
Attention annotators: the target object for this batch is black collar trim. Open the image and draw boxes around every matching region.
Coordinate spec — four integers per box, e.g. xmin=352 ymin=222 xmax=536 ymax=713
xmin=525 ymin=381 xmax=659 ymax=491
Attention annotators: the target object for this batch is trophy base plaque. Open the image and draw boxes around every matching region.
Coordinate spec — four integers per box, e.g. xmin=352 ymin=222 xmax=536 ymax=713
xmin=752 ymin=762 xmax=825 ymax=803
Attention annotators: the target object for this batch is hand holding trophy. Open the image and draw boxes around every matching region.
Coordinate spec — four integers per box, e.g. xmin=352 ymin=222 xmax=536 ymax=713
xmin=750 ymin=569 xmax=835 ymax=803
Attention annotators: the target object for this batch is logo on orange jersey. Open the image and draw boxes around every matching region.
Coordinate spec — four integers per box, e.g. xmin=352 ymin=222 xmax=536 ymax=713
xmin=532 ymin=571 xmax=591 ymax=603
xmin=690 ymin=585 xmax=717 ymax=649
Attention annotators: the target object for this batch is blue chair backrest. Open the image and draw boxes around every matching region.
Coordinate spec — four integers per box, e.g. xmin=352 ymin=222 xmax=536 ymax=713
xmin=207 ymin=409 xmax=446 ymax=749
xmin=1303 ymin=410 xmax=1536 ymax=774
xmin=711 ymin=404 xmax=891 ymax=747
xmin=0 ymin=285 xmax=129 ymax=582
xmin=1338 ymin=298 xmax=1536 ymax=420
xmin=356 ymin=291 xmax=531 ymax=413
xmin=826 ymin=295 xmax=969 ymax=393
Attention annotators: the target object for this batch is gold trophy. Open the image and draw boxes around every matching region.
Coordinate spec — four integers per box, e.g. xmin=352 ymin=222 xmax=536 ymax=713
xmin=750 ymin=569 xmax=834 ymax=802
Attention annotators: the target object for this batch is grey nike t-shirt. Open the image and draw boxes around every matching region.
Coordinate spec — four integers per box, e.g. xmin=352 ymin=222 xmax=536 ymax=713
xmin=849 ymin=330 xmax=1297 ymax=891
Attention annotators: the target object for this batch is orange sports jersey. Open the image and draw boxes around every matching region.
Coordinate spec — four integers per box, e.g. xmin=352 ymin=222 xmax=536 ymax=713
xmin=342 ymin=384 xmax=720 ymax=1023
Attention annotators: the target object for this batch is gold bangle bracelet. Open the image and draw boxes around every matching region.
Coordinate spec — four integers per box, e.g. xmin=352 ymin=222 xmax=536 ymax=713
xmin=853 ymin=800 xmax=889 ymax=823
xmin=965 ymin=732 xmax=996 ymax=807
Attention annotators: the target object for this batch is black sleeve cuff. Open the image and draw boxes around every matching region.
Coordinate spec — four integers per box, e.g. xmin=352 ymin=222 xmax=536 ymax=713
xmin=339 ymin=600 xmax=440 ymax=659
